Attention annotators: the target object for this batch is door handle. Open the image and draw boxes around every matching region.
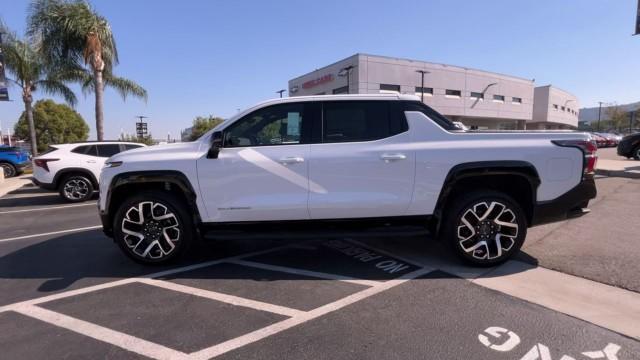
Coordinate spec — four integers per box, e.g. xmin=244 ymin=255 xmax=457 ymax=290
xmin=278 ymin=156 xmax=304 ymax=165
xmin=86 ymin=160 xmax=97 ymax=163
xmin=380 ymin=153 xmax=407 ymax=162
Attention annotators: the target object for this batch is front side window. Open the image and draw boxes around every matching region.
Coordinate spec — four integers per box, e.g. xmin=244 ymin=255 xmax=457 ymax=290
xmin=97 ymin=144 xmax=123 ymax=157
xmin=322 ymin=101 xmax=390 ymax=143
xmin=224 ymin=103 xmax=306 ymax=147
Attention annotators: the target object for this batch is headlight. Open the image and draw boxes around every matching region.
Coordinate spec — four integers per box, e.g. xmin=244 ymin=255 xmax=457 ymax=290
xmin=104 ymin=161 xmax=123 ymax=168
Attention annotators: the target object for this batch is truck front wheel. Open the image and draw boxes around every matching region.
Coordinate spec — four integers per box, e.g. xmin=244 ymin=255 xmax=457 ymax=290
xmin=442 ymin=190 xmax=527 ymax=266
xmin=113 ymin=191 xmax=193 ymax=265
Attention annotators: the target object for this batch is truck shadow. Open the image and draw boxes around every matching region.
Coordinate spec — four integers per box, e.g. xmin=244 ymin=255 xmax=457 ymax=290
xmin=0 ymin=229 xmax=540 ymax=306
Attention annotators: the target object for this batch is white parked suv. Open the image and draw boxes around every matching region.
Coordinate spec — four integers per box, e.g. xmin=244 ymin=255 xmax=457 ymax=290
xmin=33 ymin=141 xmax=146 ymax=202
xmin=99 ymin=94 xmax=597 ymax=266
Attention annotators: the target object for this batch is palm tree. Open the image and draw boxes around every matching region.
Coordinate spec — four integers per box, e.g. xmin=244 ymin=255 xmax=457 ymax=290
xmin=0 ymin=23 xmax=77 ymax=156
xmin=28 ymin=0 xmax=147 ymax=141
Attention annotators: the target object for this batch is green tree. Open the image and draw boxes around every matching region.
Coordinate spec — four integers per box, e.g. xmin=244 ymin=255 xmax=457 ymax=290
xmin=605 ymin=105 xmax=629 ymax=132
xmin=189 ymin=116 xmax=225 ymax=141
xmin=28 ymin=0 xmax=147 ymax=141
xmin=119 ymin=133 xmax=155 ymax=146
xmin=14 ymin=99 xmax=89 ymax=153
xmin=0 ymin=21 xmax=77 ymax=155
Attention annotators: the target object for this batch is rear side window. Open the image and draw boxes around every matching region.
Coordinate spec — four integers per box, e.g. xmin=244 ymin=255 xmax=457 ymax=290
xmin=322 ymin=101 xmax=407 ymax=143
xmin=401 ymin=101 xmax=457 ymax=131
xmin=0 ymin=147 xmax=20 ymax=152
xmin=124 ymin=144 xmax=143 ymax=150
xmin=71 ymin=145 xmax=98 ymax=156
xmin=97 ymin=144 xmax=122 ymax=157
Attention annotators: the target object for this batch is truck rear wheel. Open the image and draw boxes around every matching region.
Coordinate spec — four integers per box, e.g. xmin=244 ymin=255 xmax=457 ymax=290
xmin=113 ymin=191 xmax=193 ymax=265
xmin=442 ymin=190 xmax=527 ymax=266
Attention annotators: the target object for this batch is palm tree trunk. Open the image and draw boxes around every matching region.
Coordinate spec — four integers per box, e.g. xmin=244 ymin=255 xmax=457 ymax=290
xmin=94 ymin=68 xmax=105 ymax=141
xmin=24 ymin=98 xmax=38 ymax=156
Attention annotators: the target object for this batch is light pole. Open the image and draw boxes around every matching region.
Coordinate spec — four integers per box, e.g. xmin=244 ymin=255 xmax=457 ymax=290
xmin=276 ymin=89 xmax=286 ymax=98
xmin=415 ymin=70 xmax=429 ymax=102
xmin=338 ymin=65 xmax=355 ymax=94
xmin=597 ymin=101 xmax=603 ymax=132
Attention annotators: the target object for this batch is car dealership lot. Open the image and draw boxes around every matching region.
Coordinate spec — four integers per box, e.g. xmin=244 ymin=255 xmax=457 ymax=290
xmin=0 ymin=182 xmax=639 ymax=359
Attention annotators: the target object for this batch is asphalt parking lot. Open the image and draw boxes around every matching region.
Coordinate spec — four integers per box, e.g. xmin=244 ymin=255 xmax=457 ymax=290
xmin=0 ymin=179 xmax=639 ymax=359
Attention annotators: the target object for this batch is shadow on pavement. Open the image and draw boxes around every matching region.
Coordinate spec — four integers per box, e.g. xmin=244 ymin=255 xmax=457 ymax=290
xmin=0 ymin=228 xmax=540 ymax=305
xmin=0 ymin=191 xmax=98 ymax=208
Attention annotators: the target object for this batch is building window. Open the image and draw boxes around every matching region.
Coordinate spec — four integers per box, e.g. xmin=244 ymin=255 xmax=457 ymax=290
xmin=415 ymin=87 xmax=433 ymax=96
xmin=493 ymin=94 xmax=505 ymax=102
xmin=445 ymin=89 xmax=462 ymax=98
xmin=332 ymin=86 xmax=349 ymax=94
xmin=379 ymin=84 xmax=401 ymax=93
xmin=470 ymin=92 xmax=484 ymax=100
xmin=561 ymin=106 xmax=565 ymax=111
xmin=512 ymin=97 xmax=522 ymax=104
xmin=553 ymin=104 xmax=559 ymax=110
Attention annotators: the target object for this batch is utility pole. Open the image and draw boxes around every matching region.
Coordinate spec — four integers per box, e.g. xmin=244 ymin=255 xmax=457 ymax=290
xmin=597 ymin=102 xmax=603 ymax=132
xmin=135 ymin=115 xmax=148 ymax=140
xmin=416 ymin=70 xmax=429 ymax=102
xmin=276 ymin=89 xmax=286 ymax=98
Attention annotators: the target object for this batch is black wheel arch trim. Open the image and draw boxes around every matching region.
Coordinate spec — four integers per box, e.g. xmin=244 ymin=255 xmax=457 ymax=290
xmin=53 ymin=168 xmax=99 ymax=189
xmin=432 ymin=161 xmax=541 ymax=231
xmin=101 ymin=170 xmax=200 ymax=237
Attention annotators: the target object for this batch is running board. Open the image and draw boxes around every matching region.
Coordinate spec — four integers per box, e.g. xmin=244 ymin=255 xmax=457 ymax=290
xmin=202 ymin=226 xmax=429 ymax=241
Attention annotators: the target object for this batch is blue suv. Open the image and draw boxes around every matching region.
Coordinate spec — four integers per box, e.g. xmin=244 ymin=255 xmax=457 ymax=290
xmin=0 ymin=145 xmax=30 ymax=178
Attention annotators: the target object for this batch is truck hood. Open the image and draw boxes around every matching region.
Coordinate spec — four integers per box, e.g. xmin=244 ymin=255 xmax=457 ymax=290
xmin=108 ymin=141 xmax=204 ymax=163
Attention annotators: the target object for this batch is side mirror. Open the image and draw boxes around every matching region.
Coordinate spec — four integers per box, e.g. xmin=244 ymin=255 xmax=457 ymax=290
xmin=207 ymin=131 xmax=223 ymax=159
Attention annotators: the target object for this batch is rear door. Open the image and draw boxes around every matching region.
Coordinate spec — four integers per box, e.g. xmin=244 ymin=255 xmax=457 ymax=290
xmin=308 ymin=101 xmax=416 ymax=219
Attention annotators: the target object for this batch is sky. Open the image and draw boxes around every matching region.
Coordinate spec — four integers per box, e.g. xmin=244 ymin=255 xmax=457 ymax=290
xmin=1 ymin=0 xmax=639 ymax=140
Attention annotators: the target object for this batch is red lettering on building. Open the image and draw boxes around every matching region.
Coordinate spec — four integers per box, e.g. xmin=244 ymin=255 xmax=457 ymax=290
xmin=302 ymin=74 xmax=334 ymax=89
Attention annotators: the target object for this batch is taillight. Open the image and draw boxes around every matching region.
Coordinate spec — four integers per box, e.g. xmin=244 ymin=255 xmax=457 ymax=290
xmin=552 ymin=139 xmax=598 ymax=175
xmin=33 ymin=158 xmax=59 ymax=172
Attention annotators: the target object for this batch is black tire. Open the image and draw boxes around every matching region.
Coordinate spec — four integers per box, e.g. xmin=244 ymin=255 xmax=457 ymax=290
xmin=441 ymin=190 xmax=527 ymax=267
xmin=59 ymin=175 xmax=94 ymax=202
xmin=633 ymin=146 xmax=640 ymax=160
xmin=113 ymin=191 xmax=193 ymax=265
xmin=0 ymin=162 xmax=16 ymax=178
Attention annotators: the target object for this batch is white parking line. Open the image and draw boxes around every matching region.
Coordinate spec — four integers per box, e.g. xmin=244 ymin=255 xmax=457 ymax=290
xmin=230 ymin=259 xmax=382 ymax=287
xmin=190 ymin=267 xmax=433 ymax=360
xmin=137 ymin=278 xmax=304 ymax=318
xmin=13 ymin=305 xmax=190 ymax=360
xmin=0 ymin=225 xmax=102 ymax=243
xmin=0 ymin=202 xmax=96 ymax=215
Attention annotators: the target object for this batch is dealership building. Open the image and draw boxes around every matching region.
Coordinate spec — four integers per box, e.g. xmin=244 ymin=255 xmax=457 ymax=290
xmin=288 ymin=53 xmax=579 ymax=130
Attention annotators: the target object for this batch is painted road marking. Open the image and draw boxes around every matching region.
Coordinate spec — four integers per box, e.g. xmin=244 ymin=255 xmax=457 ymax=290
xmin=230 ymin=259 xmax=382 ymax=287
xmin=472 ymin=260 xmax=640 ymax=341
xmin=478 ymin=326 xmax=622 ymax=360
xmin=189 ymin=267 xmax=434 ymax=360
xmin=137 ymin=278 xmax=304 ymax=318
xmin=0 ymin=202 xmax=96 ymax=214
xmin=0 ymin=242 xmax=308 ymax=313
xmin=13 ymin=305 xmax=189 ymax=360
xmin=0 ymin=225 xmax=102 ymax=243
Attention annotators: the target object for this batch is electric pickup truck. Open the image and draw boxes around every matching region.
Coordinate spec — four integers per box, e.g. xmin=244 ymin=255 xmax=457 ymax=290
xmin=98 ymin=94 xmax=597 ymax=266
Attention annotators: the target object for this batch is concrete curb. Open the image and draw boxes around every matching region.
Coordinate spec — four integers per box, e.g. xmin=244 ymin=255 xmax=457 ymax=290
xmin=0 ymin=175 xmax=34 ymax=198
xmin=595 ymin=168 xmax=640 ymax=179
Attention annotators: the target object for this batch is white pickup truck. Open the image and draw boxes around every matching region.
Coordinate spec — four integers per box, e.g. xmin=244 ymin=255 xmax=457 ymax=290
xmin=98 ymin=94 xmax=597 ymax=266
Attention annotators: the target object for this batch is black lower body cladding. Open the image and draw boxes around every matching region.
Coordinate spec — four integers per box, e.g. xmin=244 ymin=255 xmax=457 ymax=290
xmin=530 ymin=175 xmax=597 ymax=226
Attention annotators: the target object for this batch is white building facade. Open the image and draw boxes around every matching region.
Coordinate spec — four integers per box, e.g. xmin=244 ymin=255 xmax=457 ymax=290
xmin=288 ymin=54 xmax=578 ymax=130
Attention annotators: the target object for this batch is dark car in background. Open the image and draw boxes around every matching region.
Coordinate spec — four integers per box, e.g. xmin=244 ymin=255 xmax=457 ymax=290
xmin=617 ymin=133 xmax=640 ymax=160
xmin=0 ymin=146 xmax=31 ymax=178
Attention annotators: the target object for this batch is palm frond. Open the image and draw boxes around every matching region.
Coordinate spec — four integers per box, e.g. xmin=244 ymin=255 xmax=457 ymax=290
xmin=35 ymin=78 xmax=78 ymax=106
xmin=103 ymin=72 xmax=147 ymax=102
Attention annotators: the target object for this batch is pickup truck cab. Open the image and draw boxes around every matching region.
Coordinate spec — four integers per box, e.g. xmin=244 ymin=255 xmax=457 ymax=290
xmin=99 ymin=94 xmax=597 ymax=266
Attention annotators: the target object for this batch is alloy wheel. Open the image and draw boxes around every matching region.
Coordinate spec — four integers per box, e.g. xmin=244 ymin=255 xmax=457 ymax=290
xmin=456 ymin=201 xmax=519 ymax=260
xmin=1 ymin=163 xmax=16 ymax=178
xmin=121 ymin=201 xmax=181 ymax=260
xmin=63 ymin=179 xmax=90 ymax=200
